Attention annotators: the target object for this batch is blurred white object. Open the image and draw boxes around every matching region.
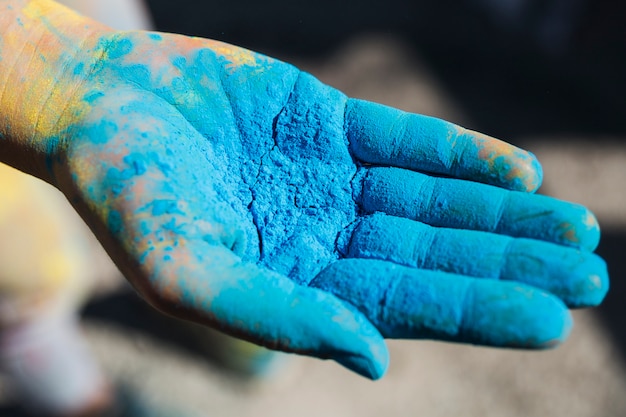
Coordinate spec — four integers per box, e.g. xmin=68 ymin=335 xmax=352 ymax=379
xmin=58 ymin=0 xmax=153 ymax=30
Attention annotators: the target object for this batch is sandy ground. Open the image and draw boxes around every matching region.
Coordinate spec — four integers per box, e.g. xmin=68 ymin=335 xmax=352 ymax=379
xmin=84 ymin=309 xmax=626 ymax=417
xmin=1 ymin=33 xmax=625 ymax=417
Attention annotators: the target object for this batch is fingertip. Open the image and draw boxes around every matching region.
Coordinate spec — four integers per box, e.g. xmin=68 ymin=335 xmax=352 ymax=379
xmin=334 ymin=343 xmax=390 ymax=380
xmin=285 ymin=284 xmax=389 ymax=379
xmin=567 ymin=254 xmax=609 ymax=308
xmin=315 ymin=297 xmax=389 ymax=379
xmin=500 ymin=238 xmax=609 ymax=308
xmin=555 ymin=206 xmax=601 ymax=251
xmin=580 ymin=208 xmax=601 ymax=251
xmin=534 ymin=306 xmax=573 ymax=349
xmin=500 ymin=194 xmax=601 ymax=250
xmin=542 ymin=301 xmax=573 ymax=348
xmin=463 ymin=128 xmax=543 ymax=192
xmin=518 ymin=150 xmax=544 ymax=193
xmin=466 ymin=281 xmax=573 ymax=348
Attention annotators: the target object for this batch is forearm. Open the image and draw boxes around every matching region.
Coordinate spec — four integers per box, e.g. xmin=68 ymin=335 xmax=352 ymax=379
xmin=0 ymin=0 xmax=111 ymax=183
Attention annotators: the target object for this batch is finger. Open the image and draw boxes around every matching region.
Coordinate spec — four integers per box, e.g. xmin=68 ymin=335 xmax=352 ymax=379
xmin=345 ymin=99 xmax=542 ymax=192
xmin=140 ymin=244 xmax=390 ymax=380
xmin=311 ymin=259 xmax=572 ymax=348
xmin=341 ymin=214 xmax=608 ymax=307
xmin=357 ymin=167 xmax=600 ymax=251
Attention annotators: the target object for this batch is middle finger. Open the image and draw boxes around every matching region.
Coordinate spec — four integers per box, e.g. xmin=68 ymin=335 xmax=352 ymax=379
xmin=356 ymin=167 xmax=600 ymax=251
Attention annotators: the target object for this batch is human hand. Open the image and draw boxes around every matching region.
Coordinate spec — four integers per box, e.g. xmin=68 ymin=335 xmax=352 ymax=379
xmin=0 ymin=1 xmax=608 ymax=379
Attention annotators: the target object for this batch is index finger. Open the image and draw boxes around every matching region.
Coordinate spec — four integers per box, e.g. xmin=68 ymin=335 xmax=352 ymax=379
xmin=345 ymin=99 xmax=542 ymax=192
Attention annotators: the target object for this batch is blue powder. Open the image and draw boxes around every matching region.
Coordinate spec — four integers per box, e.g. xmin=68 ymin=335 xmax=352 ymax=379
xmin=311 ymin=259 xmax=573 ymax=347
xmin=345 ymin=99 xmax=543 ymax=193
xmin=52 ymin=32 xmax=607 ymax=379
xmin=341 ymin=213 xmax=608 ymax=308
xmin=107 ymin=209 xmax=123 ymax=235
xmin=105 ymin=36 xmax=134 ymax=60
xmin=357 ymin=167 xmax=600 ymax=251
xmin=83 ymin=91 xmax=105 ymax=103
xmin=236 ymin=72 xmax=356 ymax=283
xmin=73 ymin=62 xmax=85 ymax=76
xmin=148 ymin=200 xmax=184 ymax=216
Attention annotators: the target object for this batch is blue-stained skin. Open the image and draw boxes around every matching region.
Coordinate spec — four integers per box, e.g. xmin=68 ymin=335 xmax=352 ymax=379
xmin=0 ymin=0 xmax=609 ymax=380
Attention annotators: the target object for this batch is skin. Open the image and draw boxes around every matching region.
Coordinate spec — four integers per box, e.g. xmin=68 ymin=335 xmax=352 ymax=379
xmin=0 ymin=0 xmax=608 ymax=379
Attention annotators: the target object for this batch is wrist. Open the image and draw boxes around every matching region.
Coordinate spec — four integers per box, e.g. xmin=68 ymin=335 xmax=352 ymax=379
xmin=0 ymin=0 xmax=111 ymax=183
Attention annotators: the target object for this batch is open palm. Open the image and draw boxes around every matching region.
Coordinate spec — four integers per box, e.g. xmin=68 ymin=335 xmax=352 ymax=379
xmin=49 ymin=31 xmax=608 ymax=379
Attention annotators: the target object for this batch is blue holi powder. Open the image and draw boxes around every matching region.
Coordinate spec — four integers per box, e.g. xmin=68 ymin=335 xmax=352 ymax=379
xmin=345 ymin=99 xmax=542 ymax=192
xmin=107 ymin=209 xmax=123 ymax=235
xmin=311 ymin=259 xmax=572 ymax=347
xmin=43 ymin=136 xmax=63 ymax=178
xmin=73 ymin=62 xmax=85 ymax=76
xmin=83 ymin=91 xmax=105 ymax=103
xmin=358 ymin=167 xmax=600 ymax=251
xmin=103 ymin=167 xmax=127 ymax=198
xmin=106 ymin=37 xmax=134 ymax=60
xmin=498 ymin=194 xmax=600 ymax=251
xmin=57 ymin=32 xmax=605 ymax=375
xmin=343 ymin=213 xmax=607 ymax=307
xmin=161 ymin=217 xmax=184 ymax=234
xmin=205 ymin=260 xmax=389 ymax=379
xmin=499 ymin=238 xmax=608 ymax=307
xmin=346 ymin=102 xmax=458 ymax=173
xmin=117 ymin=64 xmax=152 ymax=90
xmin=149 ymin=200 xmax=184 ymax=216
xmin=239 ymin=72 xmax=356 ymax=283
xmin=81 ymin=119 xmax=118 ymax=145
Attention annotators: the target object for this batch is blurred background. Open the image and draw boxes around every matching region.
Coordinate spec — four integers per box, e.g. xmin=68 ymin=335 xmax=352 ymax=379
xmin=1 ymin=0 xmax=625 ymax=416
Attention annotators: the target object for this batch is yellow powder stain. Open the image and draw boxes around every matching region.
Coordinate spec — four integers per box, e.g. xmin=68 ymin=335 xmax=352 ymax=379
xmin=22 ymin=0 xmax=55 ymax=20
xmin=24 ymin=0 xmax=91 ymax=27
xmin=583 ymin=210 xmax=599 ymax=230
xmin=0 ymin=8 xmax=96 ymax=153
xmin=19 ymin=70 xmax=90 ymax=144
xmin=559 ymin=222 xmax=580 ymax=244
xmin=205 ymin=40 xmax=261 ymax=73
xmin=445 ymin=127 xmax=459 ymax=149
xmin=456 ymin=126 xmax=540 ymax=192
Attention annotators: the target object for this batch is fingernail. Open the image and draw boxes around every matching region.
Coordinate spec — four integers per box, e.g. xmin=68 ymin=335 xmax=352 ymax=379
xmin=334 ymin=352 xmax=388 ymax=380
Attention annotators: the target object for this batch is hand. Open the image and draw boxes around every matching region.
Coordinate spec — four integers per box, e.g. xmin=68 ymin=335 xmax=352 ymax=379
xmin=3 ymin=7 xmax=608 ymax=378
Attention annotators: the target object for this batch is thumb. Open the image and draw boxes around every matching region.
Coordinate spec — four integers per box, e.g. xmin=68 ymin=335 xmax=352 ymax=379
xmin=137 ymin=243 xmax=389 ymax=380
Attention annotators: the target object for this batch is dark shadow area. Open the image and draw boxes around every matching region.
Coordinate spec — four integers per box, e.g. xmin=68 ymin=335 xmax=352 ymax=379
xmin=0 ymin=404 xmax=27 ymax=417
xmin=595 ymin=231 xmax=626 ymax=357
xmin=146 ymin=0 xmax=626 ymax=139
xmin=80 ymin=290 xmax=269 ymax=379
xmin=82 ymin=290 xmax=208 ymax=356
